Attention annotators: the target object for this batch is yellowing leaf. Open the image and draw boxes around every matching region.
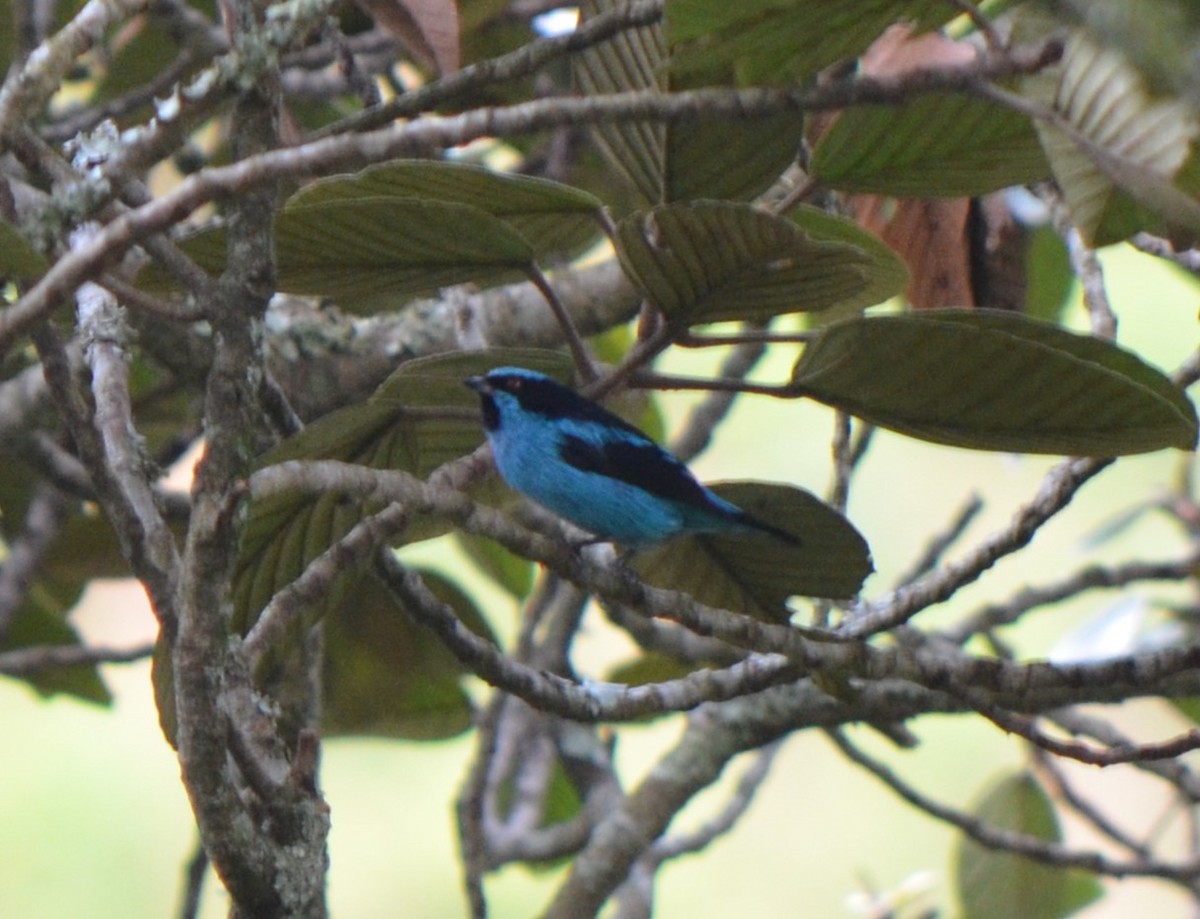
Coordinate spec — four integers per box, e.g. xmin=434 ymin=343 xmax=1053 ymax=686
xmin=1023 ymin=23 xmax=1200 ymax=244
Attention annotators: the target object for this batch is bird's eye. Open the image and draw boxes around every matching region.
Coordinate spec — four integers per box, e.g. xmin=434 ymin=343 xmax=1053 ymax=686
xmin=507 ymin=378 xmax=523 ymax=393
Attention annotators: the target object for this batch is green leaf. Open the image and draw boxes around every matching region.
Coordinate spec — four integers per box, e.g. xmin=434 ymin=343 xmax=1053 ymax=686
xmin=4 ymin=579 xmax=110 ymax=705
xmin=151 ymin=632 xmax=176 ymax=748
xmin=573 ymin=0 xmax=667 ymax=204
xmin=1022 ymin=22 xmax=1200 ymax=244
xmin=370 ymin=347 xmax=573 ymax=411
xmin=574 ymin=0 xmax=804 ymax=203
xmin=668 ymin=0 xmax=954 ymax=86
xmin=607 ymin=650 xmax=702 ymax=686
xmin=956 ymin=772 xmax=1103 ymax=919
xmin=1025 ymin=224 xmax=1075 ymax=323
xmin=456 ymin=532 xmax=534 ymax=600
xmin=494 ymin=738 xmax=583 ymax=853
xmin=632 ymin=482 xmax=873 ymax=620
xmin=0 ymin=216 xmax=49 ymax=280
xmin=1172 ymin=696 xmax=1200 ymax=725
xmin=811 ymin=92 xmax=1049 ymax=196
xmin=39 ymin=511 xmax=133 ymax=584
xmin=790 ymin=310 xmax=1198 ymax=455
xmin=285 ymin=160 xmax=604 ymax=262
xmin=232 ymin=348 xmax=574 ymax=634
xmin=276 ymin=197 xmax=535 ymax=311
xmin=0 ymin=0 xmax=14 ymax=78
xmin=321 ymin=569 xmax=497 ymax=740
xmin=789 ymin=206 xmax=910 ymax=311
xmin=94 ymin=15 xmax=189 ymax=117
xmin=138 ymin=170 xmax=583 ymax=311
xmin=615 ymin=201 xmax=907 ymax=324
xmin=666 ymin=112 xmax=805 ymax=204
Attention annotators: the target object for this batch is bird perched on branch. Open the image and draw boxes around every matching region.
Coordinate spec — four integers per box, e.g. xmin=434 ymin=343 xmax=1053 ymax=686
xmin=466 ymin=366 xmax=800 ymax=548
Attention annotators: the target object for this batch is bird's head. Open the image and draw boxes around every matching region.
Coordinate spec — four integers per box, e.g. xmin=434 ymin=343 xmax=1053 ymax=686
xmin=465 ymin=367 xmax=563 ymax=432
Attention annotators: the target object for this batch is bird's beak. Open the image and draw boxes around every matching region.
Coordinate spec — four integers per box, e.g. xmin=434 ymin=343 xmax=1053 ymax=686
xmin=465 ymin=375 xmax=488 ymax=394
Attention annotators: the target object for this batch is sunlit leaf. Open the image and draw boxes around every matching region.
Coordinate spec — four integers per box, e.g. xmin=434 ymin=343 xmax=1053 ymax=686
xmin=956 ymin=772 xmax=1103 ymax=919
xmin=615 ymin=201 xmax=906 ymax=324
xmin=1044 ymin=0 xmax=1200 ymax=99
xmin=633 ymin=482 xmax=873 ymax=620
xmin=573 ymin=0 xmax=666 ymax=203
xmin=1022 ymin=21 xmax=1200 ymax=244
xmin=790 ymin=310 xmax=1197 ymax=454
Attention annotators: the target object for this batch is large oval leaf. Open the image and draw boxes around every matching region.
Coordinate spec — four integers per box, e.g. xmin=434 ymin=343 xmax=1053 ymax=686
xmin=285 ymin=160 xmax=604 ymax=262
xmin=632 ymin=482 xmax=873 ymax=620
xmin=615 ymin=201 xmax=907 ymax=324
xmin=811 ymin=92 xmax=1049 ymax=196
xmin=790 ymin=310 xmax=1198 ymax=455
xmin=574 ymin=0 xmax=667 ymax=204
xmin=956 ymin=772 xmax=1103 ymax=919
xmin=322 ymin=569 xmax=497 ymax=740
xmin=275 ymin=197 xmax=534 ymax=311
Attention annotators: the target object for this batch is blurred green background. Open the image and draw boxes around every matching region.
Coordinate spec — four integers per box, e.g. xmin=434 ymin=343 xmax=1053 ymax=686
xmin=2 ymin=244 xmax=1196 ymax=917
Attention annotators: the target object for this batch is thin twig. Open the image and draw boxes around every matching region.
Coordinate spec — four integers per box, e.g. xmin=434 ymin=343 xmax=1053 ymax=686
xmin=526 ymin=264 xmax=596 ymax=381
xmin=177 ymin=838 xmax=209 ymax=919
xmin=943 ymin=551 xmax=1200 ymax=644
xmin=827 ymin=728 xmax=1200 ymax=882
xmin=978 ymin=703 xmax=1200 ymax=767
xmin=892 ymin=493 xmax=984 ymax=588
xmin=1033 ymin=749 xmax=1153 ymax=859
xmin=1130 ymin=234 xmax=1200 ymax=275
xmin=1045 ymin=190 xmax=1117 ymax=339
xmin=1 ymin=38 xmax=1066 ymax=355
xmin=0 ymin=641 xmax=154 ymax=674
xmin=670 ymin=339 xmax=767 ymax=464
xmin=313 ymin=0 xmax=667 ymax=139
xmin=843 ymin=455 xmax=1112 ymax=638
xmin=0 ymin=483 xmax=71 ymax=640
xmin=648 ymin=740 xmax=783 ymax=862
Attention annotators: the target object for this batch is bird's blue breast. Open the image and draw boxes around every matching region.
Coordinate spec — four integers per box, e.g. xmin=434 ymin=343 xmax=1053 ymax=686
xmin=487 ymin=412 xmax=691 ymax=546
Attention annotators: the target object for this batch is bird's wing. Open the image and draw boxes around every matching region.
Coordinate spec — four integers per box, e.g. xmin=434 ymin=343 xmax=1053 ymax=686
xmin=558 ymin=432 xmax=715 ymax=509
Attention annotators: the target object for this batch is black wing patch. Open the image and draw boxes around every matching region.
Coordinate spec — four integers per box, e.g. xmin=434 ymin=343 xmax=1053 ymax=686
xmin=502 ymin=373 xmax=650 ymax=439
xmin=559 ymin=434 xmax=716 ymax=510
